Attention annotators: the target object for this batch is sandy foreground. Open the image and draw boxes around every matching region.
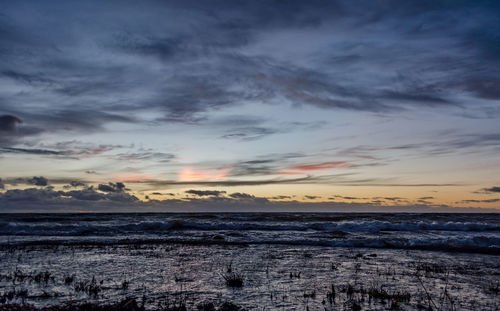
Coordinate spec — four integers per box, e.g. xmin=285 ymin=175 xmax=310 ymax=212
xmin=1 ymin=243 xmax=499 ymax=310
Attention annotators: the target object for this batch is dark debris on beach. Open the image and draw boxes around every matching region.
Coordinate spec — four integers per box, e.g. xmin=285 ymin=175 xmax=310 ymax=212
xmin=0 ymin=298 xmax=246 ymax=311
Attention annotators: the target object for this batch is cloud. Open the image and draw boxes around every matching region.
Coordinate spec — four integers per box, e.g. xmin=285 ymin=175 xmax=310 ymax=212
xmin=0 ymin=141 xmax=122 ymax=158
xmin=333 ymin=131 xmax=500 ymax=162
xmin=229 ymin=192 xmax=255 ymax=199
xmin=0 ymin=187 xmax=138 ymax=208
xmin=0 ymin=0 xmax=498 ymax=135
xmin=97 ymin=182 xmax=126 ymax=193
xmin=331 ymin=195 xmax=365 ymax=200
xmin=0 ymin=188 xmax=61 ymax=202
xmin=229 ymin=153 xmax=305 ymax=177
xmin=185 ymin=189 xmax=226 ymax=197
xmin=114 ymin=151 xmax=175 ymax=162
xmin=0 ymin=178 xmax=4 ymax=189
xmin=219 ymin=121 xmax=326 ymax=141
xmin=29 ymin=176 xmax=48 ymax=186
xmin=270 ymin=195 xmax=293 ymax=200
xmin=63 ymin=181 xmax=86 ymax=189
xmin=304 ymin=195 xmax=321 ymax=200
xmin=0 ymin=115 xmax=22 ymax=132
xmin=464 ymin=78 xmax=500 ymax=100
xmin=111 ymin=35 xmax=186 ymax=61
xmin=481 ymin=186 xmax=500 ymax=193
xmin=221 ymin=127 xmax=279 ymax=140
xmin=151 ymin=192 xmax=175 ymax=196
xmin=130 ymin=176 xmax=318 ymax=187
xmin=0 ymin=115 xmax=24 ymax=146
xmin=0 ymin=140 xmax=133 ymax=160
xmin=33 ymin=111 xmax=135 ymax=133
xmin=0 ymin=0 xmax=499 ymax=213
xmin=0 ymin=147 xmax=65 ymax=156
xmin=41 ymin=141 xmax=122 ymax=157
xmin=66 ymin=188 xmax=138 ymax=202
xmin=100 ymin=171 xmax=463 ymax=188
xmin=459 ymin=198 xmax=500 ymax=204
xmin=1 ymin=186 xmax=497 ymax=213
xmin=289 ymin=161 xmax=354 ymax=171
xmin=382 ymin=197 xmax=406 ymax=201
xmin=340 ymin=183 xmax=462 ymax=187
xmin=417 ymin=199 xmax=433 ymax=205
xmin=0 ymin=112 xmax=133 ymax=157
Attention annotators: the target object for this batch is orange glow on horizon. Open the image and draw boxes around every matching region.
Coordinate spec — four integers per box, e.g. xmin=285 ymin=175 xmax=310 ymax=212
xmin=290 ymin=161 xmax=354 ymax=171
xmin=178 ymin=167 xmax=230 ymax=181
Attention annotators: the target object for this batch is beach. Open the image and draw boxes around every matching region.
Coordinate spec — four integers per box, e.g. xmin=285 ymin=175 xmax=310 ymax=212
xmin=1 ymin=213 xmax=499 ymax=310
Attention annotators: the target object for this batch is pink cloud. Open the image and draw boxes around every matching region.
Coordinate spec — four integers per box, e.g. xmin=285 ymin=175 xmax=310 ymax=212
xmin=289 ymin=161 xmax=354 ymax=171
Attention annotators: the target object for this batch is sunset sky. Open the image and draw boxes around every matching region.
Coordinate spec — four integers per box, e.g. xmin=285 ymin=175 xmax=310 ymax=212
xmin=1 ymin=0 xmax=499 ymax=212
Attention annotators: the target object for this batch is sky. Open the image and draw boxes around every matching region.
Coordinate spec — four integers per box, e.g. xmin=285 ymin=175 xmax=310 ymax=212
xmin=0 ymin=0 xmax=500 ymax=212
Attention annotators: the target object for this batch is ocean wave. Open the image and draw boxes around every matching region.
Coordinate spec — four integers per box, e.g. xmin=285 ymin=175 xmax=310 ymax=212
xmin=1 ymin=235 xmax=499 ymax=255
xmin=1 ymin=219 xmax=499 ymax=236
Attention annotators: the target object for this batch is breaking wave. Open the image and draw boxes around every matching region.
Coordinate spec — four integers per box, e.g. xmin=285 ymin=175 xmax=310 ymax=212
xmin=1 ymin=213 xmax=499 ymax=254
xmin=0 ymin=219 xmax=499 ymax=236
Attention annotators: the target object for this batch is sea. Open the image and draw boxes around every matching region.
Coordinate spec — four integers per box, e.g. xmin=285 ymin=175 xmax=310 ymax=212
xmin=1 ymin=213 xmax=499 ymax=254
xmin=1 ymin=213 xmax=499 ymax=310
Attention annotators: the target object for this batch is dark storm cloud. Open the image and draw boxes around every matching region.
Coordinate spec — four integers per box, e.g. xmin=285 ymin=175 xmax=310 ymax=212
xmin=1 ymin=0 xmax=498 ymax=134
xmin=0 ymin=178 xmax=4 ymax=189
